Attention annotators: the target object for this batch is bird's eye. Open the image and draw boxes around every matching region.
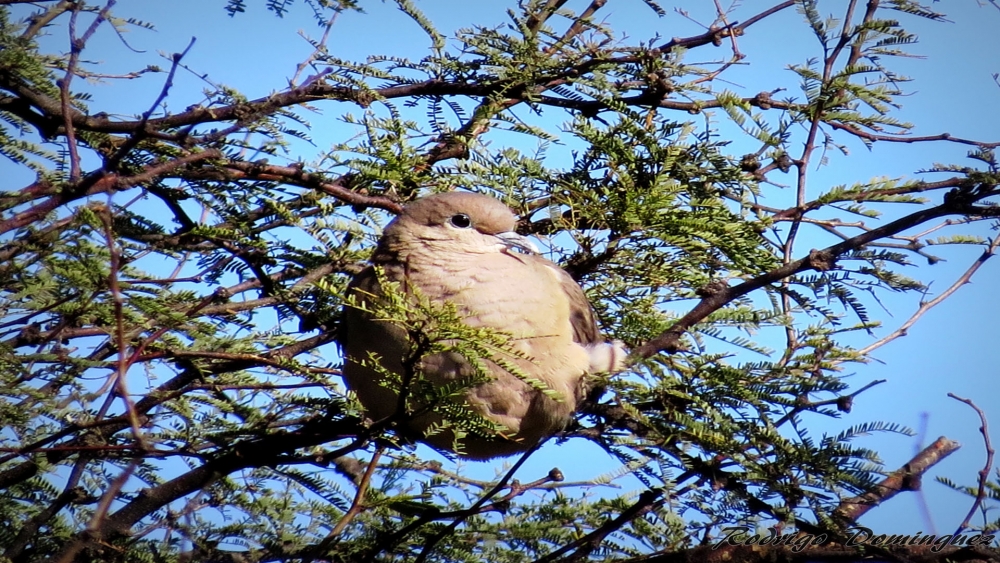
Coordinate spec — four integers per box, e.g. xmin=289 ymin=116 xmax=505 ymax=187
xmin=449 ymin=213 xmax=472 ymax=229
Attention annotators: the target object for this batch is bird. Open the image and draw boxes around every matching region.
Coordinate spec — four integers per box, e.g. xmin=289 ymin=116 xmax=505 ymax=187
xmin=340 ymin=191 xmax=627 ymax=459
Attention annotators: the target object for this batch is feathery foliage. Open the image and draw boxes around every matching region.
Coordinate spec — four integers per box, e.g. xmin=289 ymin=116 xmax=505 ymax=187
xmin=0 ymin=1 xmax=998 ymax=562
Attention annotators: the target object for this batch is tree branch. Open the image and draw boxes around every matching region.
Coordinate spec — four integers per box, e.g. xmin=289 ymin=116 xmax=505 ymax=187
xmin=834 ymin=436 xmax=961 ymax=523
xmin=948 ymin=394 xmax=995 ymax=536
xmin=634 ymin=190 xmax=996 ymax=359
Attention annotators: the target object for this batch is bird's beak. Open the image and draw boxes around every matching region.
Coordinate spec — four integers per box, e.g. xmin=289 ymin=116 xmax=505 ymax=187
xmin=495 ymin=231 xmax=540 ymax=255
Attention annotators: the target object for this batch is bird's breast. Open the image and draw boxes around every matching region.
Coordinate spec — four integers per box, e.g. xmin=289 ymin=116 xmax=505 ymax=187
xmin=403 ymin=250 xmax=572 ymax=342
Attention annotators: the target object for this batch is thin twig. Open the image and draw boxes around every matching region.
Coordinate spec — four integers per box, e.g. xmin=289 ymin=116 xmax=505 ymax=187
xmin=534 ymin=488 xmax=664 ymax=563
xmin=60 ymin=5 xmax=82 ymax=182
xmin=781 ymin=0 xmax=864 ymax=361
xmin=948 ymin=393 xmax=995 ymax=535
xmin=61 ymin=0 xmax=116 ymax=182
xmin=388 ymin=458 xmax=619 ymax=491
xmin=829 ymin=121 xmax=1000 ymax=149
xmin=54 ymin=458 xmax=139 ymax=563
xmin=328 ymin=446 xmax=383 ymax=537
xmin=859 ymin=236 xmax=1000 ymax=356
xmin=526 ymin=0 xmax=570 ymax=33
xmin=712 ymin=0 xmax=742 ymax=57
xmin=773 ymin=379 xmax=886 ymax=428
xmin=413 ymin=444 xmax=542 ymax=563
xmin=105 ymin=36 xmax=196 ymax=173
xmin=551 ymin=0 xmax=606 ymax=52
xmin=290 ymin=9 xmax=339 ymax=87
xmin=1 ymin=456 xmax=87 ymax=560
xmin=98 ymin=205 xmax=146 ymax=448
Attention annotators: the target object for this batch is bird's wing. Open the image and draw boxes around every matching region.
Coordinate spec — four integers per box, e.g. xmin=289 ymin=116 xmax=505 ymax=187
xmin=339 ymin=265 xmax=373 ymax=361
xmin=347 ymin=264 xmax=378 ymax=295
xmin=532 ymin=257 xmax=602 ymax=346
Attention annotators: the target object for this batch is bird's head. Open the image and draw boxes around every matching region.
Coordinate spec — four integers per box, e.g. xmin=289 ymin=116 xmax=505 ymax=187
xmin=377 ymin=192 xmax=539 ymax=257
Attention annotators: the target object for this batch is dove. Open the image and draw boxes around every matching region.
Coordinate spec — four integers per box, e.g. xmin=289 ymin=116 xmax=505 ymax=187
xmin=341 ymin=191 xmax=626 ymax=458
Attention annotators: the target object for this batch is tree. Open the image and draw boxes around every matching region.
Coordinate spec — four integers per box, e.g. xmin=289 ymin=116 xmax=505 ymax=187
xmin=0 ymin=0 xmax=998 ymax=561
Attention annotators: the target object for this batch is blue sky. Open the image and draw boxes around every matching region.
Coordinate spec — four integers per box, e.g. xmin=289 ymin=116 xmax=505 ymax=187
xmin=7 ymin=0 xmax=1000 ymax=540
